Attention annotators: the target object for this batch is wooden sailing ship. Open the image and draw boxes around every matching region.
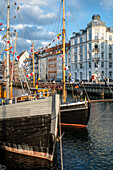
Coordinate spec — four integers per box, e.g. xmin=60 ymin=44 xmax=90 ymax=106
xmin=60 ymin=0 xmax=91 ymax=128
xmin=0 ymin=0 xmax=60 ymax=161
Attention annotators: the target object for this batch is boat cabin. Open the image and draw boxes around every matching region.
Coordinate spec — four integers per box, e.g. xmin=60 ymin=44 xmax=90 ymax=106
xmin=30 ymin=88 xmax=50 ymax=98
xmin=0 ymin=82 xmax=6 ymax=99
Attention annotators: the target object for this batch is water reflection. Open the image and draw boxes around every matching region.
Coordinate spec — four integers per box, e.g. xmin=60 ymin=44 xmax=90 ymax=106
xmin=0 ymin=90 xmax=113 ymax=169
xmin=0 ymin=149 xmax=54 ymax=170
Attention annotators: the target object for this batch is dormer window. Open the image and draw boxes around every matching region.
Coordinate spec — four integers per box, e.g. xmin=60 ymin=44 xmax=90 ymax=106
xmin=109 ymin=35 xmax=112 ymax=41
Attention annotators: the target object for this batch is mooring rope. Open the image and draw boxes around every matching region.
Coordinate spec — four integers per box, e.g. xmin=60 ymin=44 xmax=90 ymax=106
xmin=88 ymin=101 xmax=113 ymax=137
xmin=59 ymin=103 xmax=64 ymax=170
xmin=71 ymin=83 xmax=91 ymax=102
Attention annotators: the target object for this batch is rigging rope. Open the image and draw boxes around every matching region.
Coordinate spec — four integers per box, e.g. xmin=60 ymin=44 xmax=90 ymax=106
xmin=88 ymin=101 xmax=113 ymax=140
xmin=59 ymin=103 xmax=64 ymax=170
xmin=66 ymin=0 xmax=80 ymax=33
xmin=0 ymin=0 xmax=7 ymax=16
xmin=10 ymin=35 xmax=31 ymax=94
xmin=15 ymin=9 xmax=32 ymax=43
xmin=50 ymin=2 xmax=62 ymax=44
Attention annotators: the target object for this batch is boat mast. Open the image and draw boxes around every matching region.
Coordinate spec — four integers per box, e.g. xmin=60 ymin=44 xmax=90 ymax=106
xmin=62 ymin=0 xmax=67 ymax=103
xmin=6 ymin=0 xmax=10 ymax=99
xmin=32 ymin=42 xmax=35 ymax=87
xmin=10 ymin=32 xmax=17 ymax=99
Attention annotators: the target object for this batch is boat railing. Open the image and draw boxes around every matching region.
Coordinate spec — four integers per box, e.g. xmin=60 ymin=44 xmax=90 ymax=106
xmin=0 ymin=94 xmax=37 ymax=106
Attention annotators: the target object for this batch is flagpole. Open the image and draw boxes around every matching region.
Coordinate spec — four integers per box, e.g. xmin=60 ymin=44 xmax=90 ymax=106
xmin=62 ymin=0 xmax=67 ymax=103
xmin=10 ymin=32 xmax=17 ymax=99
xmin=32 ymin=42 xmax=35 ymax=87
xmin=6 ymin=0 xmax=10 ymax=99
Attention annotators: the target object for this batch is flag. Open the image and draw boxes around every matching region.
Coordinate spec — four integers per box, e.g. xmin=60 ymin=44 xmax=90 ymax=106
xmin=2 ymin=34 xmax=7 ymax=39
xmin=26 ymin=74 xmax=29 ymax=77
xmin=30 ymin=72 xmax=34 ymax=76
xmin=30 ymin=43 xmax=34 ymax=52
xmin=17 ymin=56 xmax=20 ymax=59
xmin=38 ymin=78 xmax=40 ymax=81
xmin=60 ymin=54 xmax=64 ymax=57
xmin=0 ymin=23 xmax=2 ymax=26
xmin=5 ymin=46 xmax=12 ymax=51
xmin=57 ymin=33 xmax=61 ymax=36
xmin=68 ymin=72 xmax=71 ymax=77
xmin=57 ymin=50 xmax=61 ymax=54
xmin=74 ymin=85 xmax=79 ymax=89
xmin=66 ymin=66 xmax=68 ymax=70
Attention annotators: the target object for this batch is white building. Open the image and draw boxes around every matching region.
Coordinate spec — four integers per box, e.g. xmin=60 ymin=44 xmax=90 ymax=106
xmin=70 ymin=15 xmax=113 ymax=82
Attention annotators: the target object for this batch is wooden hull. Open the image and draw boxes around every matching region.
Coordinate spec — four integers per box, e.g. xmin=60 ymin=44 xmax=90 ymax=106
xmin=0 ymin=95 xmax=60 ymax=161
xmin=60 ymin=101 xmax=90 ymax=127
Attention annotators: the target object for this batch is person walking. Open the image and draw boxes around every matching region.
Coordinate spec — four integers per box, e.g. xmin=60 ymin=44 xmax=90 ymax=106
xmin=107 ymin=77 xmax=109 ymax=86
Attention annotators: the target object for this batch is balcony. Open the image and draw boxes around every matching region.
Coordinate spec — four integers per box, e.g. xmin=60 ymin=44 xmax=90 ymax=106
xmin=93 ymin=47 xmax=99 ymax=52
xmin=92 ymin=57 xmax=100 ymax=63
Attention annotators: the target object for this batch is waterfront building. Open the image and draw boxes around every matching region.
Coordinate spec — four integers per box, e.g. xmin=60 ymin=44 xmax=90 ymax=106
xmin=35 ymin=43 xmax=70 ymax=82
xmin=70 ymin=15 xmax=113 ymax=82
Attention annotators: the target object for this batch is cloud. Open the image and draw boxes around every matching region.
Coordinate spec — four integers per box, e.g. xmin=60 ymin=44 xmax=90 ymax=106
xmin=20 ymin=0 xmax=48 ymax=6
xmin=100 ymin=0 xmax=113 ymax=9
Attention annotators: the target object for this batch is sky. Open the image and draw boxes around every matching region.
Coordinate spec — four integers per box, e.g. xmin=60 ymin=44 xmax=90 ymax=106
xmin=0 ymin=0 xmax=113 ymax=58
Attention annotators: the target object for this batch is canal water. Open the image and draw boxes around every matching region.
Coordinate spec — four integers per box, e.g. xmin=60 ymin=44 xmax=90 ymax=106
xmin=0 ymin=94 xmax=113 ymax=169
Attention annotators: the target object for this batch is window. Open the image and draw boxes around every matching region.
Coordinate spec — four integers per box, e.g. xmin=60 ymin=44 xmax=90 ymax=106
xmin=109 ymin=35 xmax=112 ymax=41
xmin=101 ymin=52 xmax=104 ymax=59
xmin=109 ymin=45 xmax=112 ymax=50
xmin=95 ymin=63 xmax=98 ymax=68
xmin=75 ymin=72 xmax=77 ymax=80
xmin=68 ymin=58 xmax=71 ymax=63
xmin=89 ymin=71 xmax=91 ymax=79
xmin=80 ymin=72 xmax=82 ymax=80
xmin=89 ymin=30 xmax=92 ymax=40
xmin=89 ymin=62 xmax=91 ymax=68
xmin=95 ymin=53 xmax=98 ymax=58
xmin=74 ymin=47 xmax=77 ymax=61
xmin=109 ymin=71 xmax=112 ymax=79
xmin=101 ymin=42 xmax=104 ymax=49
xmin=80 ymin=63 xmax=82 ymax=69
xmin=89 ymin=43 xmax=92 ymax=50
xmin=102 ymin=71 xmax=104 ymax=77
xmin=101 ymin=33 xmax=104 ymax=40
xmin=94 ymin=33 xmax=98 ymax=40
xmin=75 ymin=39 xmax=77 ymax=45
xmin=89 ymin=53 xmax=91 ymax=60
xmin=101 ymin=62 xmax=104 ymax=68
xmin=80 ymin=37 xmax=82 ymax=43
xmin=109 ymin=62 xmax=112 ymax=68
xmin=94 ymin=43 xmax=98 ymax=49
xmin=79 ymin=46 xmax=83 ymax=60
xmin=109 ymin=53 xmax=112 ymax=60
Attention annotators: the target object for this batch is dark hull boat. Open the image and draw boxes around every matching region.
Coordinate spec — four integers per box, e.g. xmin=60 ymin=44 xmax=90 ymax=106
xmin=60 ymin=101 xmax=91 ymax=127
xmin=59 ymin=0 xmax=91 ymax=128
xmin=0 ymin=95 xmax=60 ymax=161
